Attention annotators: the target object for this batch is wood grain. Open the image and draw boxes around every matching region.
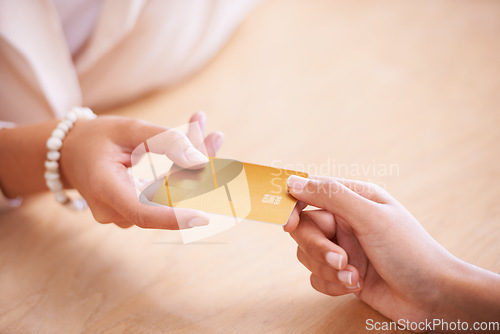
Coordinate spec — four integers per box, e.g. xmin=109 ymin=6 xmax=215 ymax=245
xmin=1 ymin=0 xmax=499 ymax=332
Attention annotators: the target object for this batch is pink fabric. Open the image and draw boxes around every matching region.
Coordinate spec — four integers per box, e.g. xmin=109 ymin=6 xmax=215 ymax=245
xmin=0 ymin=0 xmax=262 ymax=124
xmin=52 ymin=0 xmax=103 ymax=56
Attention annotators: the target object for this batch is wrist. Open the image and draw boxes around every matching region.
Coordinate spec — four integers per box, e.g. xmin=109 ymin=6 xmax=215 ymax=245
xmin=57 ymin=118 xmax=87 ymax=190
xmin=435 ymin=256 xmax=500 ymax=323
xmin=44 ymin=107 xmax=96 ymax=210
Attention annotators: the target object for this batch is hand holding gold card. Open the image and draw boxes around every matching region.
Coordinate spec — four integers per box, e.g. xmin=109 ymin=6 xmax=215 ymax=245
xmin=151 ymin=157 xmax=308 ymax=225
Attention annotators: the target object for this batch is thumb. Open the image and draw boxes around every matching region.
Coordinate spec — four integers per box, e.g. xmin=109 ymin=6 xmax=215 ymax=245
xmin=287 ymin=175 xmax=379 ymax=231
xmin=145 ymin=128 xmax=209 ymax=169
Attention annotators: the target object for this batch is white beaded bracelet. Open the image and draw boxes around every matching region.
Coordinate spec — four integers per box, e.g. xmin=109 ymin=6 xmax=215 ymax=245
xmin=45 ymin=107 xmax=97 ymax=210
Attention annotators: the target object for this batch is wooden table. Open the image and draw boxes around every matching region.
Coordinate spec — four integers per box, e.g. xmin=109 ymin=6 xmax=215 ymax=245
xmin=1 ymin=0 xmax=499 ymax=332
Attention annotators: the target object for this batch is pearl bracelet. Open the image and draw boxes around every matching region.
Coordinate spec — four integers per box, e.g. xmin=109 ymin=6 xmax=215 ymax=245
xmin=45 ymin=107 xmax=97 ymax=210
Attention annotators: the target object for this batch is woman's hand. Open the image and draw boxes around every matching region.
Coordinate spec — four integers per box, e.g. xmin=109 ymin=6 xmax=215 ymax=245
xmin=60 ymin=112 xmax=223 ymax=229
xmin=285 ymin=175 xmax=500 ymax=327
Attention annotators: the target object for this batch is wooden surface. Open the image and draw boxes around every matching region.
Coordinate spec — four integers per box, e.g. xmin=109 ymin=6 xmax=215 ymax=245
xmin=1 ymin=0 xmax=499 ymax=332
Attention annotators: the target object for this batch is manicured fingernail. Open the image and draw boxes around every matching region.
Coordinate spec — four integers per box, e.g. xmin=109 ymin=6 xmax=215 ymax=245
xmin=326 ymin=252 xmax=343 ymax=270
xmin=185 ymin=146 xmax=209 ymax=164
xmin=346 ymin=282 xmax=361 ymax=289
xmin=338 ymin=270 xmax=352 ymax=285
xmin=287 ymin=175 xmax=309 ymax=192
xmin=189 ymin=217 xmax=209 ymax=227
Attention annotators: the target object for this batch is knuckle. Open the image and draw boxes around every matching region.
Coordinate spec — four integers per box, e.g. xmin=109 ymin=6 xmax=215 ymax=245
xmin=90 ymin=208 xmax=112 ymax=224
xmin=309 ymin=179 xmax=340 ymax=199
xmin=310 ymin=275 xmax=338 ymax=296
xmin=311 ymin=275 xmax=343 ymax=297
xmin=92 ymin=213 xmax=106 ymax=223
xmin=373 ymin=182 xmax=390 ymax=196
xmin=351 ymin=182 xmax=367 ymax=196
xmin=301 ymin=237 xmax=317 ymax=257
xmin=303 ymin=236 xmax=327 ymax=260
xmin=325 ymin=286 xmax=344 ymax=297
xmin=298 ymin=210 xmax=311 ymax=221
xmin=126 ymin=119 xmax=147 ymax=136
xmin=370 ymin=182 xmax=384 ymax=193
xmin=296 ymin=248 xmax=306 ymax=264
xmin=129 ymin=209 xmax=148 ymax=229
xmin=366 ymin=182 xmax=390 ymax=202
xmin=310 ymin=274 xmax=320 ymax=290
xmin=316 ymin=237 xmax=333 ymax=256
xmin=318 ymin=263 xmax=336 ymax=282
xmin=365 ymin=182 xmax=383 ymax=198
xmin=114 ymin=219 xmax=133 ymax=228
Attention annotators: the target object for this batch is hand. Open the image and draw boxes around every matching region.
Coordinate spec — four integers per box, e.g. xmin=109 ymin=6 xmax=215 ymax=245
xmin=285 ymin=175 xmax=500 ymax=326
xmin=60 ymin=112 xmax=224 ymax=229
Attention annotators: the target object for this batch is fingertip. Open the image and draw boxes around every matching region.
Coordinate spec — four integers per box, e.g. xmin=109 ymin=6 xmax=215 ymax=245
xmin=188 ymin=111 xmax=207 ymax=142
xmin=196 ymin=110 xmax=207 ymax=117
xmin=211 ymin=131 xmax=224 ymax=152
xmin=213 ymin=130 xmax=224 ymax=141
xmin=338 ymin=270 xmax=353 ymax=285
xmin=284 ymin=211 xmax=299 ymax=233
xmin=287 ymin=175 xmax=310 ymax=194
xmin=340 ymin=265 xmax=362 ymax=290
xmin=346 ymin=281 xmax=362 ymax=292
xmin=190 ymin=111 xmax=207 ymax=123
xmin=326 ymin=251 xmax=345 ymax=271
xmin=183 ymin=146 xmax=209 ymax=167
xmin=175 ymin=209 xmax=210 ymax=230
xmin=283 ymin=220 xmax=295 ymax=233
xmin=204 ymin=131 xmax=224 ymax=156
xmin=187 ymin=217 xmax=210 ymax=228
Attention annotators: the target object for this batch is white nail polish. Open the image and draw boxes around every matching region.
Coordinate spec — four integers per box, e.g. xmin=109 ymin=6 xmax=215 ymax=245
xmin=346 ymin=282 xmax=361 ymax=289
xmin=338 ymin=270 xmax=352 ymax=285
xmin=326 ymin=252 xmax=343 ymax=270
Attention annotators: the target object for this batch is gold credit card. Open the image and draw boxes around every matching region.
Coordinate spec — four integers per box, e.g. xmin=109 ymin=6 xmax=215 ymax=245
xmin=152 ymin=157 xmax=308 ymax=225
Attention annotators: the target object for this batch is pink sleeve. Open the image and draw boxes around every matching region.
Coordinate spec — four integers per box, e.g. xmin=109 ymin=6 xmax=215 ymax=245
xmin=0 ymin=121 xmax=23 ymax=211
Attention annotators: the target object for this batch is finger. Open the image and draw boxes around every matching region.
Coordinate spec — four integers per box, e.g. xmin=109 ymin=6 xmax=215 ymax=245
xmin=290 ymin=213 xmax=347 ymax=270
xmin=112 ymin=219 xmax=134 ymax=229
xmin=189 ymin=111 xmax=207 ymax=134
xmin=188 ymin=112 xmax=208 ymax=155
xmin=118 ymin=118 xmax=168 ymax=148
xmin=309 ymin=175 xmax=394 ymax=204
xmin=287 ymin=175 xmax=380 ymax=230
xmin=300 ymin=210 xmax=336 ymax=239
xmin=310 ymin=271 xmax=362 ymax=297
xmin=337 ymin=264 xmax=361 ymax=288
xmin=204 ymin=131 xmax=224 ymax=157
xmin=297 ymin=248 xmax=339 ymax=282
xmin=283 ymin=200 xmax=307 ymax=232
xmin=102 ymin=164 xmax=210 ymax=230
xmin=87 ymin=205 xmax=134 ymax=229
xmin=297 ymin=249 xmax=362 ymax=288
xmin=334 ymin=216 xmax=370 ymax=278
xmin=146 ymin=128 xmax=209 ymax=169
xmin=120 ymin=118 xmax=209 ymax=170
